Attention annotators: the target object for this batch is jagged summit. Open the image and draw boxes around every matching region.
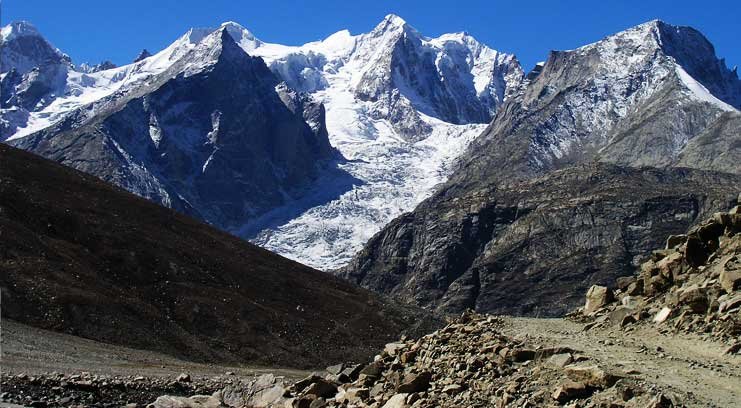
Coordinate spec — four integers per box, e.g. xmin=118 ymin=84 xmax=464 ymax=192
xmin=133 ymin=48 xmax=152 ymax=63
xmin=0 ymin=21 xmax=42 ymax=41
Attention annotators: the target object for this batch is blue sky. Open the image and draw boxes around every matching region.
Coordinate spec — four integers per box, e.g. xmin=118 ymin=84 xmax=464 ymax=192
xmin=5 ymin=0 xmax=740 ymax=71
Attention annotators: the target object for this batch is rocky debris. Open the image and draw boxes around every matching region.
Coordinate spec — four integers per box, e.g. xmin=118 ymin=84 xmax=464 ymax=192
xmin=0 ymin=372 xmax=229 ymax=408
xmin=576 ymin=206 xmax=741 ymax=345
xmin=148 ymin=313 xmax=689 ymax=407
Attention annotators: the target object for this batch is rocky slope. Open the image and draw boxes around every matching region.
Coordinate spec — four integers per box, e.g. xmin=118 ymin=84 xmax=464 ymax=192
xmin=144 ymin=311 xmax=740 ymax=408
xmin=5 ymin=25 xmax=336 ymax=230
xmin=576 ymin=204 xmax=741 ymax=349
xmin=0 ymin=143 xmax=438 ymax=369
xmin=340 ymin=20 xmax=741 ymax=314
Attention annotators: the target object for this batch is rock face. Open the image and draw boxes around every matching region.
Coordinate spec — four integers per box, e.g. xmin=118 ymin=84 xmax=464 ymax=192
xmin=340 ymin=164 xmax=740 ymax=316
xmin=340 ymin=20 xmax=741 ymax=315
xmin=578 ymin=207 xmax=741 ymax=346
xmin=7 ymin=27 xmax=336 ymax=231
xmin=0 ymin=144 xmax=438 ymax=368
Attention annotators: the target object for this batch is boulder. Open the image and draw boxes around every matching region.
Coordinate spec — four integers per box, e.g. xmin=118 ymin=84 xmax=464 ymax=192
xmin=396 ymin=371 xmax=431 ymax=393
xmin=665 ymin=235 xmax=687 ymax=249
xmin=303 ymin=379 xmax=337 ymax=399
xmin=684 ymin=236 xmax=709 ymax=268
xmin=551 ymin=380 xmax=590 ymax=403
xmin=564 ymin=365 xmax=618 ymax=388
xmin=677 ymin=286 xmax=708 ymax=313
xmin=382 ymin=394 xmax=409 ymax=408
xmin=653 ymin=307 xmax=672 ymax=324
xmin=547 ymin=353 xmax=573 ymax=368
xmin=584 ymin=285 xmax=614 ymax=314
xmin=147 ymin=395 xmax=221 ymax=408
xmin=719 ymin=258 xmax=741 ymax=293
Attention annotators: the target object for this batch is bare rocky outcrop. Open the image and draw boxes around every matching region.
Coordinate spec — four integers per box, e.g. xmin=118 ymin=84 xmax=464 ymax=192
xmin=575 ymin=205 xmax=741 ymax=349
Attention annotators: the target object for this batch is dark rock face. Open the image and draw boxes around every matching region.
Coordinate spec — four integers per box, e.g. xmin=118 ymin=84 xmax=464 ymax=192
xmin=0 ymin=143 xmax=438 ymax=368
xmin=9 ymin=28 xmax=336 ymax=230
xmin=339 ymin=164 xmax=740 ymax=316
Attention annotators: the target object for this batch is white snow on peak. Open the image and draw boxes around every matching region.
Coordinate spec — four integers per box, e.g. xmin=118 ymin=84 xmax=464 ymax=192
xmin=1 ymin=21 xmax=41 ymax=41
xmin=675 ymin=65 xmax=737 ymax=111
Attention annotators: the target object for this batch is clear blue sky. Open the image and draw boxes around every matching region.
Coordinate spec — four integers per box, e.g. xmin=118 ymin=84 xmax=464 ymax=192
xmin=5 ymin=0 xmax=740 ymax=71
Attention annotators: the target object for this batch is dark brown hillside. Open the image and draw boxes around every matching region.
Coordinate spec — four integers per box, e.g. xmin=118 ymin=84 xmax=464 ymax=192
xmin=0 ymin=144 xmax=437 ymax=369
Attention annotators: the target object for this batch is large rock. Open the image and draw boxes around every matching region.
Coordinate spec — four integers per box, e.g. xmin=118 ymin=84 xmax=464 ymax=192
xmin=584 ymin=285 xmax=614 ymax=315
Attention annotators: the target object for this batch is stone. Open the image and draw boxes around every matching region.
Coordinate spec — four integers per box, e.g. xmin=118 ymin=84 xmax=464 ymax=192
xmin=396 ymin=371 xmax=432 ymax=393
xmin=584 ymin=285 xmax=614 ymax=314
xmin=724 ymin=343 xmax=741 ymax=355
xmin=325 ymin=364 xmax=344 ymax=375
xmin=547 ymin=353 xmax=573 ymax=368
xmin=719 ymin=260 xmax=741 ymax=293
xmin=615 ymin=276 xmax=635 ymax=291
xmin=718 ymin=294 xmax=741 ymax=313
xmin=359 ymin=361 xmax=384 ymax=378
xmin=551 ymin=380 xmax=590 ymax=403
xmin=657 ymin=251 xmax=683 ymax=278
xmin=647 ymin=394 xmax=674 ymax=407
xmin=508 ymin=348 xmax=536 ymax=362
xmin=382 ymin=393 xmax=409 ymax=408
xmin=340 ymin=364 xmax=363 ymax=380
xmin=677 ymin=286 xmax=708 ymax=313
xmin=384 ymin=343 xmax=407 ymax=357
xmin=564 ymin=365 xmax=618 ymax=388
xmin=684 ymin=236 xmax=709 ymax=268
xmin=309 ymin=398 xmax=327 ymax=408
xmin=147 ymin=395 xmax=221 ymax=408
xmin=653 ymin=307 xmax=672 ymax=324
xmin=442 ymin=384 xmax=463 ymax=394
xmin=665 ymin=235 xmax=687 ymax=249
xmin=626 ymin=280 xmax=644 ymax=296
xmin=303 ymin=379 xmax=337 ymax=399
xmin=176 ymin=373 xmax=191 ymax=383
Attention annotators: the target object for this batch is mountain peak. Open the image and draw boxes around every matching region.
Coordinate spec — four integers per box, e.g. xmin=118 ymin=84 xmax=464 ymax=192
xmin=133 ymin=49 xmax=152 ymax=63
xmin=371 ymin=14 xmax=417 ymax=36
xmin=1 ymin=21 xmax=41 ymax=42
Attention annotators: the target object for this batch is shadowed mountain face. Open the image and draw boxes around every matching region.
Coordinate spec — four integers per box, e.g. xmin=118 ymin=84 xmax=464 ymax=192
xmin=0 ymin=144 xmax=437 ymax=368
xmin=5 ymin=27 xmax=337 ymax=231
xmin=340 ymin=21 xmax=741 ymax=316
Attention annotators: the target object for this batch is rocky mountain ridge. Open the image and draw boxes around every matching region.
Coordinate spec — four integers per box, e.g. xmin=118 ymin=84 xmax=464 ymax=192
xmin=1 ymin=17 xmax=522 ymax=269
xmin=4 ymin=26 xmax=337 ymax=230
xmin=341 ymin=20 xmax=741 ymax=315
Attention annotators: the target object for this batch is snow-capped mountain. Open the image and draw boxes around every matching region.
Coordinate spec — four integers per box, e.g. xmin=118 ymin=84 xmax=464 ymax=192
xmin=339 ymin=20 xmax=741 ymax=316
xmin=224 ymin=15 xmax=523 ymax=268
xmin=2 ymin=17 xmax=522 ymax=269
xmin=452 ymin=20 xmax=741 ymax=185
xmin=6 ymin=25 xmax=336 ymax=230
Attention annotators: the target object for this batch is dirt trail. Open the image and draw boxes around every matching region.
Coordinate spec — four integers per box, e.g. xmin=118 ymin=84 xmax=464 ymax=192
xmin=500 ymin=317 xmax=741 ymax=407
